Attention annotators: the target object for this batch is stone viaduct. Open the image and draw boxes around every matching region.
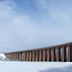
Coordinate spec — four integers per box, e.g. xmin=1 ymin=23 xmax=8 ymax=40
xmin=4 ymin=42 xmax=72 ymax=62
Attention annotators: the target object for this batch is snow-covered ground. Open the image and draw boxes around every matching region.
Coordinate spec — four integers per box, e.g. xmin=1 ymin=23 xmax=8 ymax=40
xmin=0 ymin=53 xmax=72 ymax=72
xmin=0 ymin=61 xmax=72 ymax=72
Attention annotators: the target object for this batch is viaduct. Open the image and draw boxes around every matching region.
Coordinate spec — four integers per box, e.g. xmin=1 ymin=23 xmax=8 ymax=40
xmin=4 ymin=42 xmax=72 ymax=62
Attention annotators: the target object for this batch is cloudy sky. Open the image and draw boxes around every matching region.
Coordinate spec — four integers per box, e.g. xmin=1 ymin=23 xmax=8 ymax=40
xmin=0 ymin=0 xmax=72 ymax=52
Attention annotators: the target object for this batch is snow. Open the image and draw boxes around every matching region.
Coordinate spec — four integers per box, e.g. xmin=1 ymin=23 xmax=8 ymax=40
xmin=0 ymin=53 xmax=6 ymax=58
xmin=0 ymin=53 xmax=72 ymax=72
xmin=0 ymin=53 xmax=6 ymax=60
xmin=0 ymin=61 xmax=72 ymax=72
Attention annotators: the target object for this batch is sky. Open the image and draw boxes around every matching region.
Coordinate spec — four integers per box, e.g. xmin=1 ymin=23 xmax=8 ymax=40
xmin=0 ymin=0 xmax=72 ymax=52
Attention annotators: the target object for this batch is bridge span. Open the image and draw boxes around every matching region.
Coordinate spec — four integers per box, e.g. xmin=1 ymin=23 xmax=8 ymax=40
xmin=4 ymin=42 xmax=72 ymax=62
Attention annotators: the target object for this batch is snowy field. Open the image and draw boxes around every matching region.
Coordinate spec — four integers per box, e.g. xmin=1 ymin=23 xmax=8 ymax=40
xmin=0 ymin=61 xmax=72 ymax=72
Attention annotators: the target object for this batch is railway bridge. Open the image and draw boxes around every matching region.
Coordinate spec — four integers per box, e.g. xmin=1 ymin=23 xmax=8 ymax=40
xmin=4 ymin=42 xmax=72 ymax=62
